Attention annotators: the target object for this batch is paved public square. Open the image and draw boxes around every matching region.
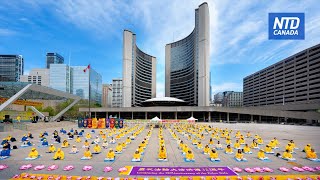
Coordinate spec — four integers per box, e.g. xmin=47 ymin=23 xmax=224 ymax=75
xmin=0 ymin=121 xmax=319 ymax=179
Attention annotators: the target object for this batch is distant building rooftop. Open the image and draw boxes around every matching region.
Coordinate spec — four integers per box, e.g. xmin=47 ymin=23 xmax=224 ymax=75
xmin=141 ymin=97 xmax=188 ymax=107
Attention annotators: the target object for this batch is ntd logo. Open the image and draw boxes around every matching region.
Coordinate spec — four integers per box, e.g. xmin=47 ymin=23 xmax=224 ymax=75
xmin=269 ymin=13 xmax=305 ymax=40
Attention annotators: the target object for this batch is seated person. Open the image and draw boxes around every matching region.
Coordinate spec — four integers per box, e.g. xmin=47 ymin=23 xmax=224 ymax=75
xmin=304 ymin=144 xmax=312 ymax=153
xmin=158 ymin=146 xmax=167 ymax=160
xmin=43 ymin=131 xmax=48 ymax=136
xmin=282 ymin=149 xmax=296 ymax=161
xmin=47 ymin=144 xmax=56 ymax=153
xmin=209 ymin=138 xmax=214 ymax=145
xmin=225 ymin=145 xmax=234 ymax=154
xmin=85 ymin=133 xmax=91 ymax=140
xmin=265 ymin=145 xmax=274 ymax=154
xmin=192 ymin=138 xmax=197 ymax=145
xmin=81 ymin=148 xmax=92 ymax=160
xmin=68 ymin=133 xmax=74 ymax=139
xmin=60 ymin=128 xmax=66 ymax=134
xmin=246 ymin=132 xmax=251 ymax=138
xmin=55 ymin=135 xmax=61 ymax=143
xmin=235 ymin=149 xmax=247 ymax=161
xmin=257 ymin=138 xmax=264 ymax=145
xmin=250 ymin=140 xmax=259 ymax=149
xmin=61 ymin=140 xmax=69 ymax=148
xmin=257 ymin=149 xmax=269 ymax=160
xmin=225 ymin=138 xmax=231 ymax=145
xmin=115 ymin=143 xmax=123 ymax=153
xmin=93 ymin=144 xmax=101 ymax=154
xmin=203 ymin=144 xmax=210 ymax=154
xmin=140 ymin=141 xmax=147 ymax=149
xmin=243 ymin=144 xmax=252 ymax=154
xmin=39 ymin=133 xmax=44 ymax=138
xmin=130 ymin=133 xmax=135 ymax=140
xmin=254 ymin=134 xmax=260 ymax=140
xmin=53 ymin=148 xmax=65 ymax=160
xmin=109 ymin=137 xmax=116 ymax=144
xmin=306 ymin=149 xmax=318 ymax=161
xmin=93 ymin=136 xmax=100 ymax=144
xmin=7 ymin=135 xmax=16 ymax=142
xmin=186 ymin=150 xmax=195 ymax=161
xmin=0 ymin=142 xmax=11 ymax=157
xmin=132 ymin=149 xmax=141 ymax=162
xmin=239 ymin=138 xmax=245 ymax=145
xmin=215 ymin=141 xmax=223 ymax=150
xmin=209 ymin=149 xmax=220 ymax=161
xmin=179 ymin=141 xmax=184 ymax=149
xmin=273 ymin=137 xmax=279 ymax=146
xmin=159 ymin=138 xmax=164 ymax=146
xmin=74 ymin=130 xmax=78 ymax=135
xmin=289 ymin=140 xmax=297 ymax=149
xmin=39 ymin=137 xmax=46 ymax=142
xmin=28 ymin=132 xmax=34 ymax=139
xmin=1 ymin=138 xmax=8 ymax=145
xmin=102 ymin=141 xmax=108 ymax=149
xmin=75 ymin=136 xmax=81 ymax=143
xmin=121 ymin=142 xmax=127 ymax=149
xmin=105 ymin=148 xmax=115 ymax=161
xmin=22 ymin=140 xmax=33 ymax=147
xmin=70 ymin=145 xmax=79 ymax=153
xmin=234 ymin=140 xmax=240 ymax=149
xmin=285 ymin=143 xmax=294 ymax=153
xmin=21 ymin=134 xmax=28 ymax=142
xmin=27 ymin=148 xmax=39 ymax=159
xmin=197 ymin=142 xmax=203 ymax=149
xmin=83 ymin=140 xmax=90 ymax=148
xmin=182 ymin=144 xmax=189 ymax=154
xmin=78 ymin=130 xmax=84 ymax=136
xmin=41 ymin=139 xmax=49 ymax=146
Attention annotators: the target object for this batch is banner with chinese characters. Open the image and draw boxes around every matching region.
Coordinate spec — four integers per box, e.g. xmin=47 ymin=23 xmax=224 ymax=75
xmin=121 ymin=166 xmax=237 ymax=176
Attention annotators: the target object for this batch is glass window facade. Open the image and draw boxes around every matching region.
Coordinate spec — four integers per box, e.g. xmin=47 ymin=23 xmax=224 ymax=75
xmin=49 ymin=64 xmax=70 ymax=92
xmin=46 ymin=53 xmax=64 ymax=69
xmin=0 ymin=55 xmax=23 ymax=82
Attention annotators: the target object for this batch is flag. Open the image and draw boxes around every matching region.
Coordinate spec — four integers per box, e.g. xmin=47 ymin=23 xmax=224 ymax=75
xmin=83 ymin=64 xmax=90 ymax=72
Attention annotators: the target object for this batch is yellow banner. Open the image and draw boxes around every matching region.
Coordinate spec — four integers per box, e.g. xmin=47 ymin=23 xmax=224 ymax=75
xmin=0 ymin=97 xmax=43 ymax=106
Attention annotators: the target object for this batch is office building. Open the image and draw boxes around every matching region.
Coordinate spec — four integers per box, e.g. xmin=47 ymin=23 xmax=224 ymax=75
xmin=243 ymin=43 xmax=320 ymax=107
xmin=102 ymin=84 xmax=112 ymax=108
xmin=46 ymin=52 xmax=64 ymax=68
xmin=0 ymin=55 xmax=23 ymax=82
xmin=165 ymin=3 xmax=210 ymax=106
xmin=222 ymin=91 xmax=243 ymax=107
xmin=112 ymin=78 xmax=122 ymax=108
xmin=214 ymin=92 xmax=224 ymax=104
xmin=72 ymin=66 xmax=102 ymax=104
xmin=20 ymin=68 xmax=50 ymax=87
xmin=123 ymin=30 xmax=156 ymax=107
xmin=49 ymin=64 xmax=71 ymax=93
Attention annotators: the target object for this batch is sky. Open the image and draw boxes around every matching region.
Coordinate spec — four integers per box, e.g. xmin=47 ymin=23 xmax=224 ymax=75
xmin=1 ymin=0 xmax=320 ymax=98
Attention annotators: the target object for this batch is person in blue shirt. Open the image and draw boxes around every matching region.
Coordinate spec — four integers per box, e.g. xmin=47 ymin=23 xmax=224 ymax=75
xmin=1 ymin=139 xmax=8 ymax=145
xmin=43 ymin=131 xmax=48 ymax=136
xmin=42 ymin=139 xmax=49 ymax=146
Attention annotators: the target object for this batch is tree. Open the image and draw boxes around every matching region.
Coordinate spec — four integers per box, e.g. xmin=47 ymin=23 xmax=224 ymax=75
xmin=42 ymin=106 xmax=55 ymax=116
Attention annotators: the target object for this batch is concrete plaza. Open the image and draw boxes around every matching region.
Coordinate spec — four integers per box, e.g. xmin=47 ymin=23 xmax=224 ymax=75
xmin=0 ymin=121 xmax=319 ymax=179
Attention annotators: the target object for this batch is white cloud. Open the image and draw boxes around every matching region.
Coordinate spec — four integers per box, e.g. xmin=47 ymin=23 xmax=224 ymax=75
xmin=0 ymin=28 xmax=17 ymax=36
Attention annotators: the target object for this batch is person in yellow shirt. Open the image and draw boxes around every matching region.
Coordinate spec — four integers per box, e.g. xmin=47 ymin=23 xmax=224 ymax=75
xmin=115 ymin=143 xmax=123 ymax=154
xmin=85 ymin=133 xmax=91 ymax=140
xmin=225 ymin=145 xmax=234 ymax=154
xmin=132 ymin=149 xmax=141 ymax=162
xmin=306 ymin=149 xmax=319 ymax=161
xmin=182 ymin=144 xmax=189 ymax=154
xmin=126 ymin=137 xmax=131 ymax=144
xmin=192 ymin=138 xmax=197 ymax=145
xmin=47 ymin=144 xmax=56 ymax=153
xmin=257 ymin=138 xmax=264 ymax=145
xmin=234 ymin=140 xmax=240 ymax=149
xmin=250 ymin=140 xmax=259 ymax=149
xmin=185 ymin=150 xmax=195 ymax=161
xmin=273 ymin=137 xmax=279 ymax=146
xmin=26 ymin=148 xmax=39 ymax=160
xmin=304 ymin=144 xmax=312 ymax=153
xmin=257 ymin=149 xmax=269 ymax=160
xmin=140 ymin=141 xmax=147 ymax=149
xmin=210 ymin=149 xmax=220 ymax=161
xmin=235 ymin=149 xmax=247 ymax=161
xmin=83 ymin=140 xmax=90 ymax=148
xmin=289 ymin=140 xmax=297 ymax=149
xmin=105 ymin=148 xmax=115 ymax=161
xmin=265 ymin=145 xmax=274 ymax=154
xmin=239 ymin=138 xmax=245 ymax=145
xmin=53 ymin=148 xmax=65 ymax=160
xmin=81 ymin=148 xmax=92 ymax=160
xmin=197 ymin=142 xmax=203 ymax=149
xmin=282 ymin=149 xmax=296 ymax=161
xmin=203 ymin=145 xmax=210 ymax=155
xmin=246 ymin=132 xmax=251 ymax=138
xmin=209 ymin=138 xmax=214 ymax=145
xmin=179 ymin=141 xmax=184 ymax=149
xmin=93 ymin=144 xmax=101 ymax=154
xmin=61 ymin=139 xmax=69 ymax=148
xmin=75 ymin=136 xmax=81 ymax=143
xmin=243 ymin=144 xmax=252 ymax=154
xmin=158 ymin=146 xmax=167 ymax=161
xmin=285 ymin=143 xmax=294 ymax=153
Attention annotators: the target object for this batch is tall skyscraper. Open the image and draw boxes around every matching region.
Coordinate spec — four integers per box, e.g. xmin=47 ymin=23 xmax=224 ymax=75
xmin=243 ymin=43 xmax=320 ymax=107
xmin=112 ymin=78 xmax=123 ymax=108
xmin=0 ymin=55 xmax=23 ymax=82
xmin=72 ymin=66 xmax=102 ymax=104
xmin=49 ymin=64 xmax=70 ymax=93
xmin=46 ymin=52 xmax=64 ymax=69
xmin=102 ymin=84 xmax=112 ymax=108
xmin=20 ymin=68 xmax=50 ymax=87
xmin=165 ymin=3 xmax=210 ymax=106
xmin=122 ymin=30 xmax=156 ymax=107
